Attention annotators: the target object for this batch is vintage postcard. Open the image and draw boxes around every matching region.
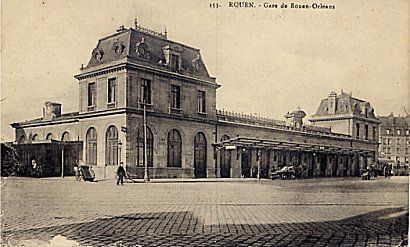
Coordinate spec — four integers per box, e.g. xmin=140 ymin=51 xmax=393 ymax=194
xmin=1 ymin=0 xmax=408 ymax=246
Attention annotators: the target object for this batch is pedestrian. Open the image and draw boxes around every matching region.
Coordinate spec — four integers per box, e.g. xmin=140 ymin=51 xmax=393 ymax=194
xmin=116 ymin=163 xmax=126 ymax=186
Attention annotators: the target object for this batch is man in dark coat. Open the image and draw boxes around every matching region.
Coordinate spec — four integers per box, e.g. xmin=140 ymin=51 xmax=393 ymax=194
xmin=116 ymin=163 xmax=126 ymax=186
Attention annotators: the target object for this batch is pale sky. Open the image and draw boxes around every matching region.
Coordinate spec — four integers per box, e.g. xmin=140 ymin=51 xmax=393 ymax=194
xmin=1 ymin=0 xmax=408 ymax=141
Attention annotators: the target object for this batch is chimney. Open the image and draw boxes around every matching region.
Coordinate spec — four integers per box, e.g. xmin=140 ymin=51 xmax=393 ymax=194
xmin=43 ymin=101 xmax=61 ymax=120
xmin=328 ymin=91 xmax=337 ymax=114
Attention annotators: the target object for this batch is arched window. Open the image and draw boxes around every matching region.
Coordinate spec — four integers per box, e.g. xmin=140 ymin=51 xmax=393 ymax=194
xmin=194 ymin=132 xmax=207 ymax=178
xmin=46 ymin=133 xmax=53 ymax=140
xmin=167 ymin=129 xmax=182 ymax=167
xmin=220 ymin=135 xmax=231 ymax=178
xmin=18 ymin=135 xmax=26 ymax=143
xmin=105 ymin=126 xmax=118 ymax=166
xmin=61 ymin=132 xmax=70 ymax=141
xmin=136 ymin=125 xmax=153 ymax=167
xmin=32 ymin=134 xmax=38 ymax=141
xmin=86 ymin=128 xmax=97 ymax=166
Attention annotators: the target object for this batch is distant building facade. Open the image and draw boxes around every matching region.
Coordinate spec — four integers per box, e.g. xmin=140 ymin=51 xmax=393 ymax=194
xmin=378 ymin=113 xmax=410 ymax=175
xmin=11 ymin=23 xmax=379 ymax=179
xmin=309 ymin=91 xmax=380 ymax=142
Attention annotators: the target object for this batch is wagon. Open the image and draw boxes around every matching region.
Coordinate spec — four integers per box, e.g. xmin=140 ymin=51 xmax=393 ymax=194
xmin=74 ymin=165 xmax=95 ymax=182
xmin=271 ymin=166 xmax=296 ymax=180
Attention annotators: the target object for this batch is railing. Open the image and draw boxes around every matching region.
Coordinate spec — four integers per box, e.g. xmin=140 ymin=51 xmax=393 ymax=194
xmin=216 ymin=109 xmax=286 ymax=127
xmin=136 ymin=24 xmax=167 ymax=39
xmin=216 ymin=109 xmax=352 ymax=138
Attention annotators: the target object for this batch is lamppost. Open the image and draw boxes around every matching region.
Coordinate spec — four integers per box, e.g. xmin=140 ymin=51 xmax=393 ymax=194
xmin=143 ymin=99 xmax=150 ymax=182
xmin=118 ymin=140 xmax=122 ymax=166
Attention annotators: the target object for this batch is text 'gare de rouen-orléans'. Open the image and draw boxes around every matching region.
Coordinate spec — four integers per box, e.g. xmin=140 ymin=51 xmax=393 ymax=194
xmin=11 ymin=21 xmax=380 ymax=180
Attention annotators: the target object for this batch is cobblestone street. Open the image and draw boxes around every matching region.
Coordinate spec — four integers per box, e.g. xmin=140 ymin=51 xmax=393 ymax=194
xmin=1 ymin=177 xmax=408 ymax=246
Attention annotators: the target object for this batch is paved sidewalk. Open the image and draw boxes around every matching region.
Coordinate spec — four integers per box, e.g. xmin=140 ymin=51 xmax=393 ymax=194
xmin=1 ymin=176 xmax=408 ymax=246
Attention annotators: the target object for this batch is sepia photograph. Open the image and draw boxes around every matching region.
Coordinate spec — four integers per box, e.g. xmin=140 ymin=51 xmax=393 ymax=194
xmin=1 ymin=0 xmax=408 ymax=246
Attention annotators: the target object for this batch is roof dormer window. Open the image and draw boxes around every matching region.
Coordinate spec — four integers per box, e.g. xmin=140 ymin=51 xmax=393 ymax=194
xmin=171 ymin=54 xmax=180 ymax=72
xmin=162 ymin=45 xmax=183 ymax=72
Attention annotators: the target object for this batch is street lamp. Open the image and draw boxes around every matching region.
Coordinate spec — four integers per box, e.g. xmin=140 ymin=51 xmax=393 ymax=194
xmin=143 ymin=98 xmax=150 ymax=182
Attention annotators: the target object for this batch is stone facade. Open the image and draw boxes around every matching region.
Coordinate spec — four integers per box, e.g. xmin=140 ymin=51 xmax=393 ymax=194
xmin=378 ymin=113 xmax=410 ymax=175
xmin=11 ymin=24 xmax=379 ymax=179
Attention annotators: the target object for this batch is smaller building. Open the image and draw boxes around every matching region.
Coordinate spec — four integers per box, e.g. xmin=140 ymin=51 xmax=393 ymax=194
xmin=378 ymin=113 xmax=410 ymax=175
xmin=309 ymin=91 xmax=380 ymax=142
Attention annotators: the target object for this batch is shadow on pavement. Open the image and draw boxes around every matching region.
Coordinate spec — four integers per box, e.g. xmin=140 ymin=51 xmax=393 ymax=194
xmin=2 ymin=206 xmax=408 ymax=246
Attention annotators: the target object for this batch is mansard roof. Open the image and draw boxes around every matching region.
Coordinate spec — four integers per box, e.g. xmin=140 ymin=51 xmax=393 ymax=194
xmin=81 ymin=27 xmax=213 ymax=82
xmin=312 ymin=91 xmax=377 ymax=119
xmin=379 ymin=114 xmax=410 ymax=127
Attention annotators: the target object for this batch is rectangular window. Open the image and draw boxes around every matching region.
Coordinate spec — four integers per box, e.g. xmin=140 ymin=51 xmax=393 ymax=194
xmin=405 ymin=157 xmax=409 ymax=163
xmin=397 ymin=147 xmax=401 ymax=154
xmin=356 ymin=123 xmax=360 ymax=139
xmin=388 ymin=138 xmax=391 ymax=145
xmin=387 ymin=147 xmax=391 ymax=154
xmin=171 ymin=85 xmax=181 ymax=109
xmin=140 ymin=79 xmax=151 ymax=104
xmin=107 ymin=78 xmax=116 ymax=104
xmin=397 ymin=129 xmax=401 ymax=135
xmin=405 ymin=148 xmax=409 ymax=154
xmin=397 ymin=138 xmax=401 ymax=145
xmin=383 ymin=138 xmax=387 ymax=145
xmin=365 ymin=125 xmax=369 ymax=140
xmin=386 ymin=129 xmax=390 ymax=135
xmin=171 ymin=54 xmax=180 ymax=71
xmin=88 ymin=82 xmax=96 ymax=107
xmin=197 ymin=90 xmax=206 ymax=113
xmin=406 ymin=129 xmax=409 ymax=136
xmin=372 ymin=126 xmax=376 ymax=141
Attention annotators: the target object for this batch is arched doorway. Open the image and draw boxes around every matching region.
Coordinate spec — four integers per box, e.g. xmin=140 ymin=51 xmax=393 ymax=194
xmin=86 ymin=127 xmax=97 ymax=166
xmin=105 ymin=126 xmax=118 ymax=166
xmin=194 ymin=132 xmax=207 ymax=178
xmin=220 ymin=135 xmax=231 ymax=178
xmin=167 ymin=129 xmax=182 ymax=167
xmin=136 ymin=125 xmax=153 ymax=167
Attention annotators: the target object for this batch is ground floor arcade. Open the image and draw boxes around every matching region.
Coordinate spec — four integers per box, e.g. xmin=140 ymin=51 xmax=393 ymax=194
xmin=215 ymin=136 xmax=376 ymax=179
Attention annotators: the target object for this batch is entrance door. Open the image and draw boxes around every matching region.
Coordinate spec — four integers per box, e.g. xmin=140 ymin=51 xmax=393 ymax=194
xmin=241 ymin=152 xmax=251 ymax=178
xmin=220 ymin=148 xmax=231 ymax=178
xmin=319 ymin=154 xmax=327 ymax=176
xmin=194 ymin=132 xmax=207 ymax=178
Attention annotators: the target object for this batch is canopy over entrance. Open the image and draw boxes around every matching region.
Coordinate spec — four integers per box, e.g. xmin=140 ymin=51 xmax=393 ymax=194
xmin=213 ymin=136 xmax=374 ymax=155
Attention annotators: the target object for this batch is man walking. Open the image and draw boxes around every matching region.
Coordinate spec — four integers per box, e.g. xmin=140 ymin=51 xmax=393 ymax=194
xmin=116 ymin=163 xmax=126 ymax=186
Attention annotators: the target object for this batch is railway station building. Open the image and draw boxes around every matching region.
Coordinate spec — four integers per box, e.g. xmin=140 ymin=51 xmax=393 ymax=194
xmin=11 ymin=23 xmax=380 ymax=179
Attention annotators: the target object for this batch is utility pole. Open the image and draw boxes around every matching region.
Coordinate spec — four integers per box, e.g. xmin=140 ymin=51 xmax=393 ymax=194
xmin=143 ymin=98 xmax=150 ymax=182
